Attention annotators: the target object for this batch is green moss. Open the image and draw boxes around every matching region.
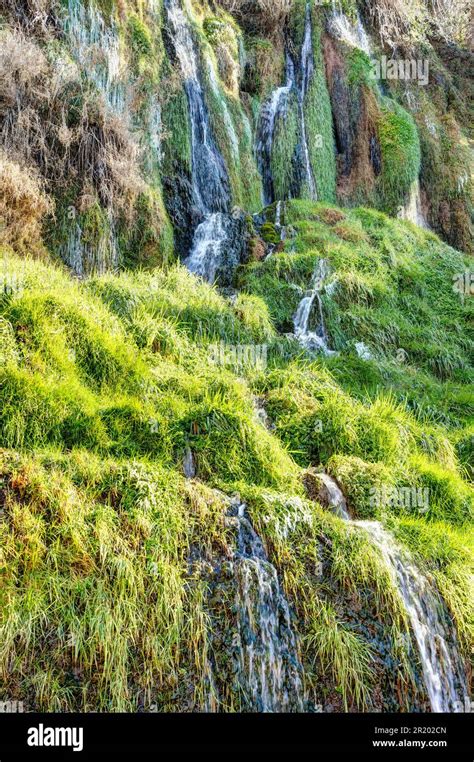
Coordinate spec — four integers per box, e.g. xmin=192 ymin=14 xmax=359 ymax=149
xmin=271 ymin=94 xmax=300 ymax=201
xmin=260 ymin=222 xmax=279 ymax=245
xmin=347 ymin=49 xmax=376 ymax=88
xmin=305 ymin=7 xmax=337 ymax=202
xmin=128 ymin=14 xmax=153 ymax=59
xmin=377 ymin=98 xmax=421 ymax=215
xmin=162 ymin=90 xmax=192 ymax=178
xmin=120 ymin=189 xmax=174 ymax=270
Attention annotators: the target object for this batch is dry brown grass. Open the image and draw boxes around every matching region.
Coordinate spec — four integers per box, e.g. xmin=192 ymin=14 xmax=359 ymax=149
xmin=363 ymin=0 xmax=427 ymax=50
xmin=0 ymin=152 xmax=53 ymax=254
xmin=429 ymin=0 xmax=473 ymax=45
xmin=364 ymin=0 xmax=472 ymax=49
xmin=0 ymin=0 xmax=58 ymax=36
xmin=218 ymin=0 xmax=292 ymax=36
xmin=0 ymin=27 xmax=145 ymax=228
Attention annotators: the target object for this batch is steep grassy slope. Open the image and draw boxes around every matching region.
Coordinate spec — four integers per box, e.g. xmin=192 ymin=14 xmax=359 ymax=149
xmin=1 ymin=202 xmax=472 ymax=710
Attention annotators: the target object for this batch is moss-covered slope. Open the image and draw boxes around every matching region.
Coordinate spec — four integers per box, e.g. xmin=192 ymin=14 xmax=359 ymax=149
xmin=1 ymin=199 xmax=472 ymax=710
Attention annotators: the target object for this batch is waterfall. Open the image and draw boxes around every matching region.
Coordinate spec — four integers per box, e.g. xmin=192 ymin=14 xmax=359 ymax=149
xmin=398 ymin=179 xmax=428 ymax=229
xmin=297 ymin=3 xmax=317 ymax=201
xmin=328 ymin=2 xmax=372 ymax=56
xmin=355 ymin=521 xmax=468 ymax=713
xmin=318 ymin=475 xmax=468 ymax=713
xmin=165 ymin=0 xmax=233 ymax=282
xmin=165 ymin=0 xmax=230 ymax=216
xmin=183 ymin=212 xmax=234 ymax=282
xmin=294 ymin=258 xmax=334 ymax=354
xmin=231 ymin=502 xmax=305 ymax=712
xmin=257 ymin=3 xmax=316 ymax=205
xmin=257 ymin=60 xmax=295 ymax=206
xmin=315 ymin=473 xmax=350 ymax=520
xmin=65 ymin=0 xmax=126 ymax=115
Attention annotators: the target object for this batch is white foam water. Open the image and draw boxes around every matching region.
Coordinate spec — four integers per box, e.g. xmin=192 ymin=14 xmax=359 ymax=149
xmin=183 ymin=212 xmax=233 ymax=283
xmin=355 ymin=521 xmax=468 ymax=713
xmin=328 ymin=1 xmax=372 ymax=56
xmin=294 ymin=259 xmax=335 ymax=354
xmin=315 ymin=473 xmax=350 ymax=520
xmin=316 ymin=476 xmax=467 ymax=712
xmin=257 ymin=3 xmax=317 ymax=205
xmin=398 ymin=179 xmax=428 ymax=228
xmin=232 ymin=502 xmax=305 ymax=712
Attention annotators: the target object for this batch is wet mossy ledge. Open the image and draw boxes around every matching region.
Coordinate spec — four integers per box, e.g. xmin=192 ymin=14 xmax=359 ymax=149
xmin=0 ymin=196 xmax=472 ymax=711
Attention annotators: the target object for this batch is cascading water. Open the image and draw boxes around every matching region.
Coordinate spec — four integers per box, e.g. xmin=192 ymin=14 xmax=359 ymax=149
xmin=231 ymin=502 xmax=305 ymax=712
xmin=398 ymin=179 xmax=428 ymax=229
xmin=257 ymin=60 xmax=295 ymax=206
xmin=319 ymin=475 xmax=468 ymax=713
xmin=328 ymin=1 xmax=372 ymax=56
xmin=297 ymin=3 xmax=317 ymax=201
xmin=184 ymin=212 xmax=234 ymax=283
xmin=315 ymin=473 xmax=350 ymax=520
xmin=355 ymin=521 xmax=468 ymax=713
xmin=165 ymin=0 xmax=229 ymax=214
xmin=257 ymin=3 xmax=316 ymax=205
xmin=165 ymin=0 xmax=233 ymax=282
xmin=294 ymin=258 xmax=335 ymax=354
xmin=65 ymin=0 xmax=126 ymax=115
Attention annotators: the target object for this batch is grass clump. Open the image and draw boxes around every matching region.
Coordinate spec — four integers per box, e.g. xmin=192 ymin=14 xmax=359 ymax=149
xmin=0 ymin=449 xmax=233 ymax=711
xmin=377 ymin=98 xmax=421 ymax=216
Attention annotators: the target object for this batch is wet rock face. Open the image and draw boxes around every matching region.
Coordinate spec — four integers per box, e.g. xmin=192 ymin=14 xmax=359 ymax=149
xmin=324 ymin=36 xmax=359 ymax=177
xmin=188 ymin=495 xmax=305 ymax=713
xmin=212 ymin=210 xmax=248 ymax=286
xmin=183 ymin=446 xmax=196 ymax=479
xmin=323 ymin=35 xmax=381 ymax=189
xmin=162 ymin=169 xmax=199 ymax=261
xmin=369 ymin=133 xmax=382 ymax=176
